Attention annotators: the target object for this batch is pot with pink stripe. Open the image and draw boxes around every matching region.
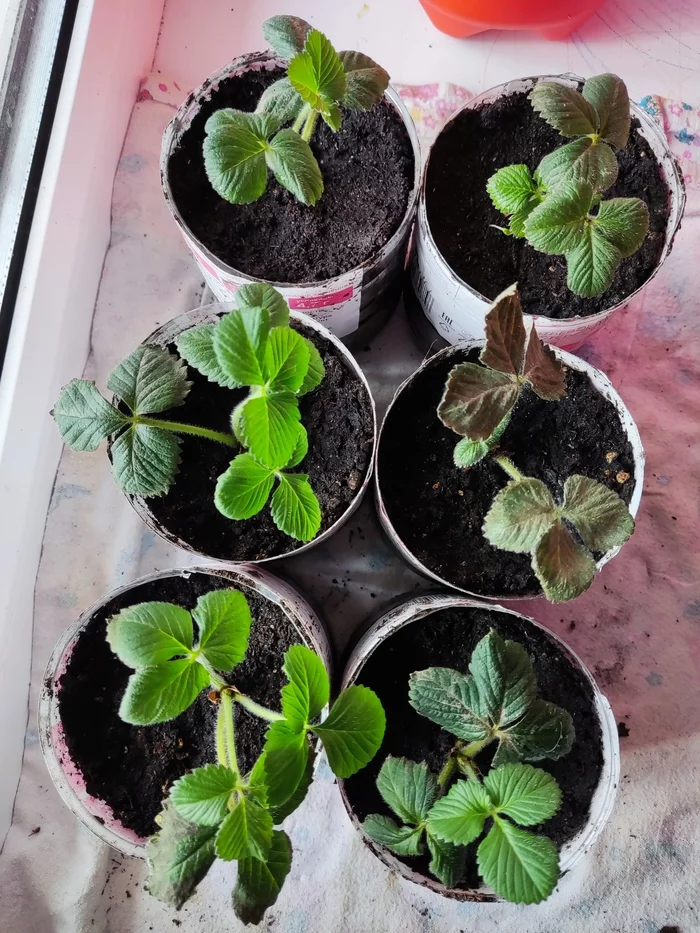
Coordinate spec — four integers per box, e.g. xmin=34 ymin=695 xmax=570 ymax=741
xmin=405 ymin=73 xmax=686 ymax=353
xmin=161 ymin=51 xmax=421 ymax=348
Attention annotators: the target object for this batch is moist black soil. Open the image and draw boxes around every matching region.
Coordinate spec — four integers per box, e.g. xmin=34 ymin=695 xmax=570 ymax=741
xmin=57 ymin=572 xmax=302 ymax=838
xmin=425 ymin=90 xmax=671 ymax=319
xmin=343 ymin=605 xmax=604 ymax=890
xmin=144 ymin=323 xmax=374 ymax=561
xmin=168 ymin=67 xmax=415 ymax=282
xmin=378 ymin=349 xmax=635 ymax=596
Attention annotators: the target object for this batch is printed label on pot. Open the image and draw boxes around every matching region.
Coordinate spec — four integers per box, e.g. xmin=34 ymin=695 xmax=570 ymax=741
xmin=186 ymin=237 xmax=362 ymax=339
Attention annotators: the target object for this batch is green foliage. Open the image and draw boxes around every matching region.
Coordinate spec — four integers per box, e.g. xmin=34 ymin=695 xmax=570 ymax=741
xmin=174 ymin=286 xmax=326 ymax=541
xmin=364 ymin=755 xmax=562 ymax=903
xmin=487 ymin=74 xmax=649 ymax=297
xmin=408 ymin=629 xmax=574 ymax=767
xmin=52 ymin=346 xmax=192 ymax=496
xmin=438 ymin=286 xmax=566 ymax=446
xmin=203 ymin=110 xmax=323 ymax=206
xmin=232 ymin=830 xmax=293 ymax=925
xmin=483 ymin=473 xmax=635 ymax=601
xmin=52 ymin=286 xmax=326 ymax=544
xmin=107 ymin=590 xmax=252 ymax=725
xmin=142 ymin=637 xmax=385 ymax=923
xmin=202 ymin=16 xmax=389 ymax=206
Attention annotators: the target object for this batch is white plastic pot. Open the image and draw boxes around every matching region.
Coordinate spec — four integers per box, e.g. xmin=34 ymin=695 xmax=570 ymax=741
xmin=339 ymin=593 xmax=620 ymax=901
xmin=375 ymin=340 xmax=645 ymax=600
xmin=39 ymin=565 xmax=332 ymax=858
xmin=161 ymin=51 xmax=421 ymax=347
xmin=125 ymin=301 xmax=376 ymax=565
xmin=407 ymin=73 xmax=686 ymax=352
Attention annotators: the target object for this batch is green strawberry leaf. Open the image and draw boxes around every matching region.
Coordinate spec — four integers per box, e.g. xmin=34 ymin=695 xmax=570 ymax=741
xmin=495 ymin=700 xmax=574 ymax=766
xmin=214 ymin=306 xmax=270 ymax=387
xmin=233 ymin=829 xmax=293 ymax=925
xmin=262 ymin=14 xmax=312 ymax=60
xmin=215 ymin=453 xmax=275 ymax=521
xmin=339 ymin=50 xmax=389 ymax=110
xmin=110 ymin=424 xmax=181 ymax=497
xmin=118 ymin=660 xmax=209 ymax=725
xmin=298 ymin=340 xmax=325 ymax=395
xmin=453 ymin=413 xmax=510 ymax=469
xmin=263 ymin=721 xmax=311 ymax=808
xmin=565 ymin=224 xmax=621 ymax=298
xmin=263 ymin=326 xmax=311 ymax=393
xmin=524 ymin=180 xmax=593 ymax=255
xmin=583 ymin=73 xmax=630 ymax=148
xmin=288 ymin=30 xmax=347 ymax=118
xmin=427 ymin=832 xmax=467 ymax=887
xmin=193 ymin=588 xmax=252 ymax=671
xmin=483 ymin=763 xmax=561 ymax=826
xmin=469 ymin=629 xmax=538 ymax=726
xmin=52 ymin=379 xmax=128 ymax=451
xmin=145 ymin=799 xmax=217 ymax=909
xmin=268 ymin=749 xmax=315 ymax=824
xmin=375 ymin=756 xmax=437 ymax=825
xmin=215 ymin=796 xmax=273 ymax=862
xmin=537 ymin=137 xmax=618 ymax=193
xmin=175 ymin=324 xmax=240 ymax=390
xmin=239 ymin=392 xmax=301 ymax=470
xmin=408 ymin=667 xmax=491 ymax=742
xmin=437 ymin=362 xmax=518 ymax=442
xmin=529 ymin=81 xmax=597 ymax=137
xmin=203 ymin=110 xmax=278 ymax=204
xmin=266 ymin=129 xmax=323 ymax=206
xmin=426 ymin=779 xmax=492 ymax=845
xmin=313 ymin=685 xmax=386 ymax=778
xmin=270 ymin=472 xmax=321 ymax=541
xmin=256 ymin=77 xmax=305 ymax=126
xmin=532 ymin=521 xmax=597 ymax=601
xmin=486 ymin=164 xmax=538 ymax=215
xmin=106 ymin=601 xmax=194 ymax=668
xmin=482 ymin=478 xmax=558 ymax=554
xmin=593 ymin=197 xmax=649 ymax=257
xmin=477 ymin=818 xmax=559 ymax=904
xmin=362 ymin=815 xmax=424 ymax=856
xmin=170 ymin=763 xmax=238 ymax=826
xmin=107 ymin=346 xmax=191 ymax=415
xmin=285 ymin=424 xmax=308 ymax=468
xmin=561 ymin=474 xmax=635 ymax=552
xmin=235 ymin=283 xmax=289 ymax=327
xmin=280 ymin=644 xmax=330 ymax=731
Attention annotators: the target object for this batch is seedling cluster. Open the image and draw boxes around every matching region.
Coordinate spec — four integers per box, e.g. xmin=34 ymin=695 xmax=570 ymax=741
xmin=487 ymin=74 xmax=650 ymax=297
xmin=106 ymin=588 xmax=385 ymax=922
xmin=204 ymin=15 xmax=389 ymax=206
xmin=364 ymin=630 xmax=573 ymax=903
xmin=438 ymin=285 xmax=635 ymax=601
xmin=52 ymin=284 xmax=325 ymax=542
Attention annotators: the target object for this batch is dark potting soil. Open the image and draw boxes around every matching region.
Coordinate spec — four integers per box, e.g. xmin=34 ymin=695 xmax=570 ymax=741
xmin=57 ymin=572 xmax=302 ymax=838
xmin=378 ymin=349 xmax=635 ymax=596
xmin=343 ymin=605 xmax=604 ymax=890
xmin=425 ymin=90 xmax=671 ymax=319
xmin=144 ymin=323 xmax=374 ymax=561
xmin=168 ymin=67 xmax=415 ymax=283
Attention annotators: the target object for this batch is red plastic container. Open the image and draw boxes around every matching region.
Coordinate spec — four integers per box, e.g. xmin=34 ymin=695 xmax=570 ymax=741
xmin=419 ymin=0 xmax=607 ymax=39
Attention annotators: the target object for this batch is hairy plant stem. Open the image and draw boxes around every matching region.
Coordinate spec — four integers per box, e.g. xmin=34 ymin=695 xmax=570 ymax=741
xmin=494 ymin=455 xmax=525 ymax=482
xmin=301 ymin=110 xmax=319 ymax=142
xmin=221 ymin=691 xmax=238 ymax=777
xmin=437 ymin=755 xmax=457 ymax=791
xmin=292 ymin=104 xmax=311 ymax=133
xmin=135 ymin=415 xmax=238 ymax=449
xmin=231 ymin=690 xmax=285 ymax=723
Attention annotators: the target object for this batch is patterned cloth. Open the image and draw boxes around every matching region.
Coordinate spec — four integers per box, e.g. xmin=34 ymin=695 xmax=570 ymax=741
xmin=0 ymin=79 xmax=698 ymax=933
